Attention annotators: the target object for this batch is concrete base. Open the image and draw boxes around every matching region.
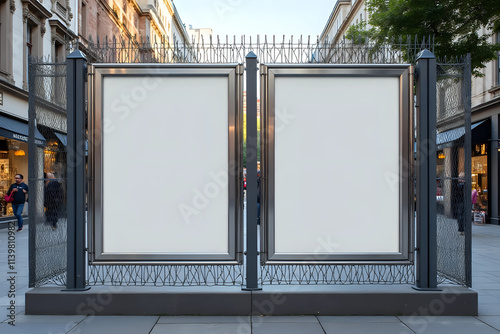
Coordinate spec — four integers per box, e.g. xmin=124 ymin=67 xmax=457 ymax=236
xmin=25 ymin=284 xmax=477 ymax=316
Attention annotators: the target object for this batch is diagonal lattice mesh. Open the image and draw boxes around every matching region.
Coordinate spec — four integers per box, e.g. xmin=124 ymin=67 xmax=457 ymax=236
xmin=260 ymin=264 xmax=415 ymax=285
xmin=88 ymin=264 xmax=244 ymax=286
xmin=28 ymin=59 xmax=69 ymax=287
xmin=435 ymin=57 xmax=472 ymax=287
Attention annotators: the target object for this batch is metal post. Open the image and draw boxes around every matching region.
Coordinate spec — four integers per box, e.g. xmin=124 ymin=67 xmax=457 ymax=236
xmin=414 ymin=49 xmax=439 ymax=291
xmin=66 ymin=50 xmax=89 ymax=291
xmin=490 ymin=116 xmax=499 ymax=224
xmin=28 ymin=57 xmax=39 ymax=287
xmin=243 ymin=52 xmax=261 ymax=291
xmin=463 ymin=54 xmax=472 ymax=287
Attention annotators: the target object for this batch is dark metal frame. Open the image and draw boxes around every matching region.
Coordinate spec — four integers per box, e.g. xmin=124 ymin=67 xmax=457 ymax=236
xmin=259 ymin=64 xmax=414 ymax=263
xmin=87 ymin=63 xmax=244 ymax=264
xmin=414 ymin=50 xmax=440 ymax=290
xmin=66 ymin=51 xmax=89 ymax=290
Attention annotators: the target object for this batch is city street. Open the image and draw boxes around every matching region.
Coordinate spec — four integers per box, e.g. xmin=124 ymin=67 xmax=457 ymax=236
xmin=1 ymin=222 xmax=500 ymax=333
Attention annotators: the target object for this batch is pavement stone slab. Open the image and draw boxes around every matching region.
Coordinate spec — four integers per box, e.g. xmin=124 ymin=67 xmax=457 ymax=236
xmin=252 ymin=315 xmax=318 ymax=323
xmin=402 ymin=321 xmax=500 ymax=334
xmin=478 ymin=316 xmax=500 ymax=331
xmin=321 ymin=322 xmax=413 ymax=334
xmin=67 ymin=315 xmax=158 ymax=334
xmin=151 ymin=323 xmax=251 ymax=334
xmin=251 ymin=322 xmax=325 ymax=334
xmin=157 ymin=315 xmax=250 ymax=324
xmin=318 ymin=315 xmax=402 ymax=323
xmin=0 ymin=322 xmax=79 ymax=334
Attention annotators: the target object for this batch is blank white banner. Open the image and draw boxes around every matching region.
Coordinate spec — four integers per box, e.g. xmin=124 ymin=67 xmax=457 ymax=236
xmin=89 ymin=64 xmax=243 ymax=263
xmin=262 ymin=65 xmax=412 ymax=262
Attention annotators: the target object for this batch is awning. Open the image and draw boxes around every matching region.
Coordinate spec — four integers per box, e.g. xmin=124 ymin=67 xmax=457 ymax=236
xmin=55 ymin=132 xmax=88 ymax=156
xmin=54 ymin=132 xmax=67 ymax=146
xmin=0 ymin=115 xmax=46 ymax=146
xmin=436 ymin=120 xmax=486 ymax=146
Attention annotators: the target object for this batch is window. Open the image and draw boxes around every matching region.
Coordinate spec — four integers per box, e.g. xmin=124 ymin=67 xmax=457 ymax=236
xmin=0 ymin=1 xmax=13 ymax=81
xmin=21 ymin=0 xmax=52 ymax=90
xmin=52 ymin=0 xmax=72 ymax=22
xmin=25 ymin=22 xmax=33 ymax=86
xmin=497 ymin=33 xmax=500 ymax=86
xmin=26 ymin=23 xmax=33 ymax=58
xmin=81 ymin=2 xmax=87 ymax=39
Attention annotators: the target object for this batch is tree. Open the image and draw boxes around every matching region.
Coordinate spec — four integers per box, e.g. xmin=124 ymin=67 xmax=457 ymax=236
xmin=345 ymin=21 xmax=376 ymax=44
xmin=365 ymin=0 xmax=500 ymax=76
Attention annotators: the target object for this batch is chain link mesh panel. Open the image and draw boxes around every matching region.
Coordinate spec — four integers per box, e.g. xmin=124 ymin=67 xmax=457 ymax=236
xmin=28 ymin=59 xmax=68 ymax=287
xmin=260 ymin=264 xmax=415 ymax=285
xmin=435 ymin=56 xmax=472 ymax=287
xmin=88 ymin=264 xmax=243 ymax=286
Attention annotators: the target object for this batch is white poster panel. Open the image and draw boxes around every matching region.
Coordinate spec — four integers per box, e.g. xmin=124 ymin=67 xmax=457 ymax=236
xmin=90 ymin=65 xmax=242 ymax=263
xmin=263 ymin=65 xmax=412 ymax=262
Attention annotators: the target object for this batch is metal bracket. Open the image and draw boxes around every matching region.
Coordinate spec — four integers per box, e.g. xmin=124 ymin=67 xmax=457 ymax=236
xmin=236 ymin=64 xmax=244 ymax=75
xmin=260 ymin=64 xmax=268 ymax=76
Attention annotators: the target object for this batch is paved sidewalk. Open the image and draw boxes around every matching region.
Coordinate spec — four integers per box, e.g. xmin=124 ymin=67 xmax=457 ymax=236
xmin=1 ymin=223 xmax=500 ymax=333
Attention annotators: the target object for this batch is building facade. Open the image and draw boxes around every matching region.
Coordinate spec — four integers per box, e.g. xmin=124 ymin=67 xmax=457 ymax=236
xmin=0 ymin=0 xmax=77 ymax=221
xmin=470 ymin=30 xmax=500 ymax=224
xmin=320 ymin=1 xmax=500 ymax=225
xmin=186 ymin=25 xmax=213 ymax=44
xmin=0 ymin=0 xmax=191 ymax=224
xmin=79 ymin=0 xmax=191 ymax=62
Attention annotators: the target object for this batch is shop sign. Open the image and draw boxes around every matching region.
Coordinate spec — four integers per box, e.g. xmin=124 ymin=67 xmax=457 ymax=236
xmin=11 ymin=133 xmax=44 ymax=146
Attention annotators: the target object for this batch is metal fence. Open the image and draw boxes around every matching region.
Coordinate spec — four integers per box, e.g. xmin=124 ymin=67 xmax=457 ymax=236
xmin=28 ymin=59 xmax=69 ymax=287
xmin=435 ymin=55 xmax=472 ymax=287
xmin=82 ymin=35 xmax=434 ymax=65
xmin=28 ymin=36 xmax=470 ymax=287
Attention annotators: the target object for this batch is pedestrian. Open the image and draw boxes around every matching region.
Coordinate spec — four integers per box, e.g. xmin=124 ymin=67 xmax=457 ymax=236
xmin=471 ymin=187 xmax=478 ymax=211
xmin=44 ymin=172 xmax=62 ymax=230
xmin=7 ymin=174 xmax=29 ymax=232
xmin=455 ymin=172 xmax=465 ymax=235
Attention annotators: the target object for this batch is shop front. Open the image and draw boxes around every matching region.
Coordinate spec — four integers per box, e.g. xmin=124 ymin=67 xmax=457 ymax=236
xmin=436 ymin=119 xmax=492 ymax=224
xmin=0 ymin=114 xmax=46 ymax=221
xmin=472 ymin=144 xmax=488 ymax=223
xmin=471 ymin=119 xmax=491 ymax=224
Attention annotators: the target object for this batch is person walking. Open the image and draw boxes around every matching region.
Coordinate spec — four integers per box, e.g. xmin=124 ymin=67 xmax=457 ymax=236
xmin=456 ymin=172 xmax=466 ymax=235
xmin=471 ymin=187 xmax=478 ymax=211
xmin=7 ymin=174 xmax=29 ymax=232
xmin=44 ymin=172 xmax=62 ymax=230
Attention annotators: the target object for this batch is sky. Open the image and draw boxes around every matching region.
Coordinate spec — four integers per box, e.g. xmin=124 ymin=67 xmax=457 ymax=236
xmin=173 ymin=0 xmax=336 ymax=39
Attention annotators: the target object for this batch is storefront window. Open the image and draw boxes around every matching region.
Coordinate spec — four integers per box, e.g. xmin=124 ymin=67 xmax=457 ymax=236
xmin=0 ymin=139 xmax=29 ymax=218
xmin=472 ymin=143 xmax=488 ymax=214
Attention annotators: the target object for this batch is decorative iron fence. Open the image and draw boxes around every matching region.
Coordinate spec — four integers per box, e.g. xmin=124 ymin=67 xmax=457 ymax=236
xmin=82 ymin=35 xmax=434 ymax=65
xmin=28 ymin=36 xmax=469 ymax=287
